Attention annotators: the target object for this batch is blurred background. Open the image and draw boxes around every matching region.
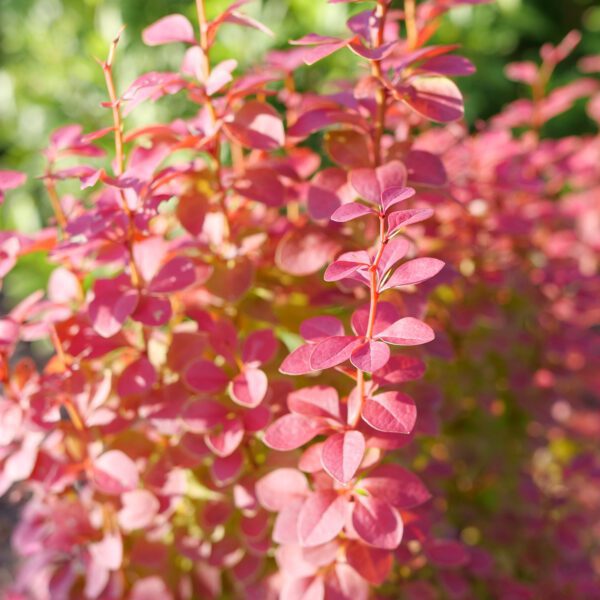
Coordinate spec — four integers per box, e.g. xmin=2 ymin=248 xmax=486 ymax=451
xmin=0 ymin=0 xmax=599 ymax=304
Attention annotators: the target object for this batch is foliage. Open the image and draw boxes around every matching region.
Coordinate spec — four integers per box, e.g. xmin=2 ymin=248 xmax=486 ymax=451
xmin=0 ymin=0 xmax=599 ymax=599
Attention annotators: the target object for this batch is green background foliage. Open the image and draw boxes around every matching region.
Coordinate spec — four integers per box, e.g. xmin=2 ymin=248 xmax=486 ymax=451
xmin=0 ymin=0 xmax=598 ymax=305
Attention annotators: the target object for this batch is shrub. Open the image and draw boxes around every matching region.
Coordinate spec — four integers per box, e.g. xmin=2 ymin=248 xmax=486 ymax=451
xmin=0 ymin=1 xmax=598 ymax=598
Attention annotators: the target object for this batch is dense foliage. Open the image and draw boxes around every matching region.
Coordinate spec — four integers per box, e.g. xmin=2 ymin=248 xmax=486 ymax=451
xmin=0 ymin=0 xmax=598 ymax=598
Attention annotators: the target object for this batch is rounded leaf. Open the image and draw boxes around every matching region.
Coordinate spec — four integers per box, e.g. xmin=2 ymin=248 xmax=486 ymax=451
xmin=321 ymin=430 xmax=365 ymax=484
xmin=362 ymin=391 xmax=417 ymax=434
xmin=297 ymin=490 xmax=346 ymax=547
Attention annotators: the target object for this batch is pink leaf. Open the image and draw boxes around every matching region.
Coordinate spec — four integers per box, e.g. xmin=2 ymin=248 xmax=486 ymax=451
xmin=505 ymin=61 xmax=538 ymax=85
xmin=297 ymin=490 xmax=346 ymax=547
xmin=345 ymin=542 xmax=393 ymax=585
xmin=142 ymin=14 xmax=196 ymax=46
xmin=300 ymin=316 xmax=345 ymax=342
xmin=321 ymin=430 xmax=365 ymax=484
xmin=93 ymin=450 xmax=139 ymax=495
xmin=289 ymin=34 xmax=349 ymax=66
xmin=131 ymin=294 xmax=172 ymax=327
xmin=233 ymin=168 xmax=285 ymax=207
xmin=310 ymin=336 xmax=361 ymax=370
xmin=349 ymin=168 xmax=380 ymax=204
xmin=117 ymin=357 xmax=157 ymax=397
xmin=205 ymin=417 xmax=244 ymax=457
xmin=373 ymin=354 xmax=426 ymax=385
xmin=276 ymin=227 xmax=341 ymax=276
xmin=287 ymin=385 xmax=341 ymax=421
xmin=381 ymin=186 xmax=415 ymax=212
xmin=348 ymin=40 xmax=397 ymax=61
xmin=184 ymin=360 xmax=228 ymax=393
xmin=377 ymin=238 xmax=411 ymax=276
xmin=149 ymin=257 xmax=196 ymax=294
xmin=352 ymin=496 xmax=403 ymax=550
xmin=350 ymin=340 xmax=390 ymax=373
xmin=381 ymin=258 xmax=445 ymax=290
xmin=360 ymin=464 xmax=431 ymax=509
xmin=377 ymin=317 xmax=435 ymax=346
xmin=206 ymin=59 xmax=237 ymax=95
xmin=242 ymin=329 xmax=278 ymax=365
xmin=330 ymin=202 xmax=374 ymax=222
xmin=225 ymin=101 xmax=284 ymax=150
xmin=362 ymin=391 xmax=417 ymax=434
xmin=230 ymin=368 xmax=268 ymax=408
xmin=387 ymin=208 xmax=434 ymax=235
xmin=281 ymin=576 xmax=325 ymax=600
xmin=264 ymin=413 xmax=328 ymax=451
xmin=0 ymin=170 xmax=26 ymax=203
xmin=89 ymin=531 xmax=123 ymax=571
xmin=118 ymin=490 xmax=160 ymax=531
xmin=256 ymin=468 xmax=308 ymax=512
xmin=401 ymin=76 xmax=464 ymax=123
xmin=280 ymin=344 xmax=315 ymax=375
xmin=420 ymin=55 xmax=476 ymax=77
xmin=324 ymin=260 xmax=366 ymax=282
xmin=182 ymin=400 xmax=227 ymax=433
xmin=351 ymin=301 xmax=401 ymax=337
xmin=88 ymin=276 xmax=139 ymax=338
xmin=211 ymin=449 xmax=243 ymax=485
xmin=405 ymin=150 xmax=447 ymax=187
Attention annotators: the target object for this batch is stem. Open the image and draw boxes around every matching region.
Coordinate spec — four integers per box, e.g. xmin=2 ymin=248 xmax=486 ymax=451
xmin=350 ymin=2 xmax=390 ymax=429
xmin=194 ymin=0 xmax=230 ymax=240
xmin=405 ymin=0 xmax=418 ymax=50
xmin=99 ymin=27 xmax=141 ymax=289
xmin=44 ymin=178 xmax=67 ymax=229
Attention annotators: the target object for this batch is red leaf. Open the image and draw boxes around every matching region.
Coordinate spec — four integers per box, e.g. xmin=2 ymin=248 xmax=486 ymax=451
xmin=88 ymin=276 xmax=139 ymax=338
xmin=420 ymin=54 xmax=476 ymax=77
xmin=256 ymin=468 xmax=308 ymax=512
xmin=280 ymin=344 xmax=315 ymax=375
xmin=350 ymin=340 xmax=391 ymax=373
xmin=297 ymin=490 xmax=346 ymax=547
xmin=387 ymin=208 xmax=434 ymax=235
xmin=330 ymin=202 xmax=374 ymax=222
xmin=405 ymin=150 xmax=447 ymax=187
xmin=93 ymin=450 xmax=139 ymax=495
xmin=117 ymin=357 xmax=157 ymax=397
xmin=211 ymin=449 xmax=244 ymax=485
xmin=300 ymin=316 xmax=345 ymax=342
xmin=345 ymin=541 xmax=393 ymax=585
xmin=324 ymin=260 xmax=365 ymax=282
xmin=149 ymin=257 xmax=196 ymax=294
xmin=276 ymin=227 xmax=341 ymax=276
xmin=373 ymin=354 xmax=426 ymax=385
xmin=184 ymin=360 xmax=228 ymax=393
xmin=325 ymin=130 xmax=372 ymax=168
xmin=381 ymin=257 xmax=445 ymax=290
xmin=321 ymin=430 xmax=365 ymax=484
xmin=381 ymin=186 xmax=415 ymax=212
xmin=131 ymin=294 xmax=172 ymax=327
xmin=182 ymin=400 xmax=227 ymax=433
xmin=377 ymin=317 xmax=435 ymax=346
xmin=376 ymin=238 xmax=411 ymax=276
xmin=225 ymin=101 xmax=284 ymax=150
xmin=401 ymin=76 xmax=464 ymax=123
xmin=289 ymin=34 xmax=349 ymax=66
xmin=242 ymin=329 xmax=278 ymax=365
xmin=360 ymin=464 xmax=431 ymax=509
xmin=263 ymin=413 xmax=328 ymax=451
xmin=351 ymin=495 xmax=403 ymax=550
xmin=142 ymin=14 xmax=196 ymax=46
xmin=362 ymin=391 xmax=417 ymax=434
xmin=230 ymin=368 xmax=268 ymax=408
xmin=288 ymin=385 xmax=341 ymax=420
xmin=233 ymin=168 xmax=285 ymax=207
xmin=310 ymin=336 xmax=361 ymax=370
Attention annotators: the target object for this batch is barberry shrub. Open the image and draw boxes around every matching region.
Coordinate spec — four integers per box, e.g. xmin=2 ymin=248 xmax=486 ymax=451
xmin=1 ymin=0 xmax=599 ymax=599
